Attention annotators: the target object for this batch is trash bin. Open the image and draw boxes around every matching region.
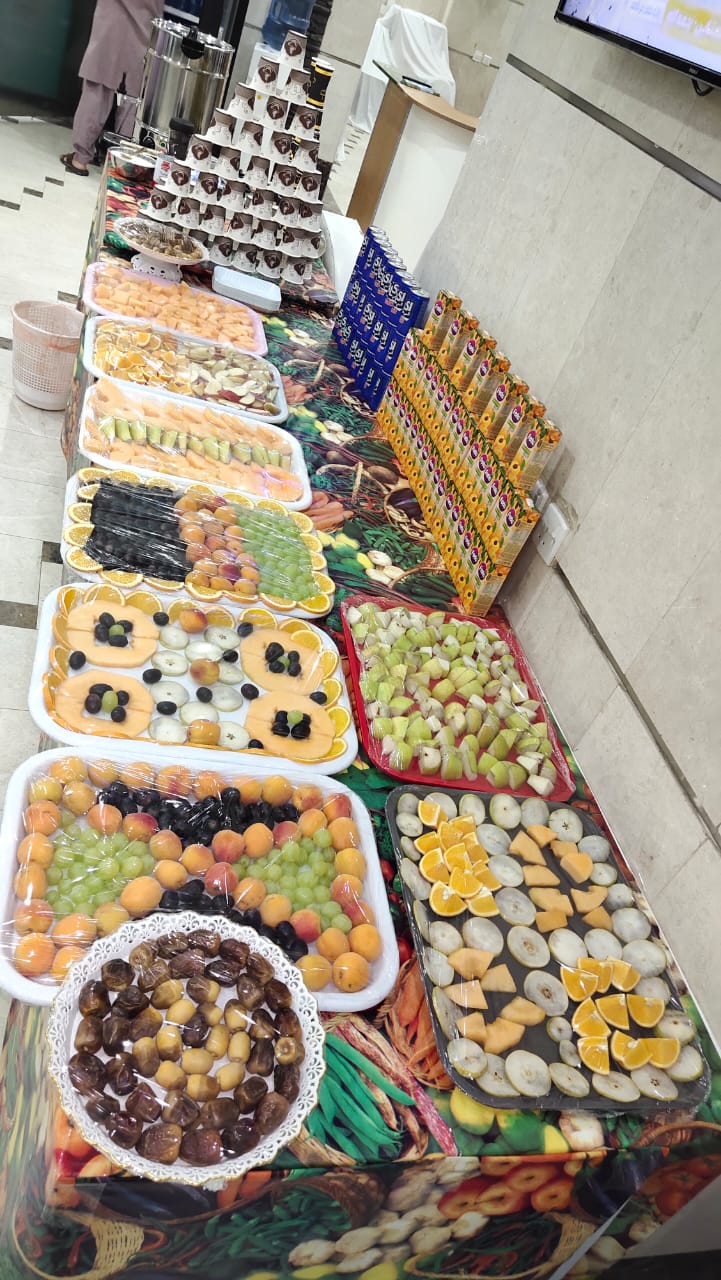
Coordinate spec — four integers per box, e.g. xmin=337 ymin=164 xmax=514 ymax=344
xmin=11 ymin=301 xmax=84 ymax=411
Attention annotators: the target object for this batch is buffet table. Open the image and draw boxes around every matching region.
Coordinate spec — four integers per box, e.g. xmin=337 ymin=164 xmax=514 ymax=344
xmin=0 ymin=163 xmax=720 ymax=1280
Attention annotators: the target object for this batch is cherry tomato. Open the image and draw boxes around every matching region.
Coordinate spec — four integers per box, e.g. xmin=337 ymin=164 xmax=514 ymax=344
xmin=397 ymin=937 xmax=414 ymax=964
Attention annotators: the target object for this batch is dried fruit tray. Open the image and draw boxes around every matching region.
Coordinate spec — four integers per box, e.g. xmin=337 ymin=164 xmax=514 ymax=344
xmin=341 ymin=596 xmax=574 ymax=800
xmin=61 ymin=468 xmax=334 ymax=620
xmin=388 ymin=785 xmax=709 ymax=1114
xmin=79 ymin=379 xmax=311 ymax=510
xmin=84 ymin=262 xmax=268 ymax=356
xmin=30 ymin=585 xmax=357 ymax=773
xmin=0 ymin=747 xmax=397 ymax=1013
xmin=83 ymin=317 xmax=287 ymax=424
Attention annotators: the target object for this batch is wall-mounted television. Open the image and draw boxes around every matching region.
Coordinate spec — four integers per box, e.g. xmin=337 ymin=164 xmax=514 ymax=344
xmin=555 ymin=0 xmax=721 ymax=88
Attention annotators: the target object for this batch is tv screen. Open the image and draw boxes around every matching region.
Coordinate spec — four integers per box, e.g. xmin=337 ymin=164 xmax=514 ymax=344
xmin=555 ymin=0 xmax=721 ymax=87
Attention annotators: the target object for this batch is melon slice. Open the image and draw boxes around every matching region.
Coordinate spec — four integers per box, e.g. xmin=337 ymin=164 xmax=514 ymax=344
xmin=529 ymin=888 xmax=573 ymax=914
xmin=443 ymin=981 xmax=488 ymax=1010
xmin=526 ymin=824 xmax=557 ymax=847
xmin=561 ymin=852 xmax=594 ymax=884
xmin=523 ymin=866 xmax=560 ymax=887
xmin=583 ymin=906 xmax=613 ymax=930
xmin=244 ymin=691 xmax=337 ymax=762
xmin=571 ymin=886 xmax=608 ymax=913
xmin=55 ymin=670 xmax=154 ymax=738
xmin=448 ymin=948 xmax=495 ymax=980
xmin=483 ymin=1018 xmax=525 ymax=1054
xmin=239 ymin=627 xmax=325 ymax=697
xmin=500 ymin=997 xmax=546 ymax=1027
xmin=509 ymin=832 xmax=545 ymax=864
xmin=456 ymin=1012 xmax=487 ymax=1044
xmin=481 ymin=964 xmax=516 ymax=993
xmin=550 ymin=840 xmax=579 ymax=860
xmin=535 ymin=908 xmax=568 ymax=933
xmin=64 ymin=602 xmax=159 ymax=668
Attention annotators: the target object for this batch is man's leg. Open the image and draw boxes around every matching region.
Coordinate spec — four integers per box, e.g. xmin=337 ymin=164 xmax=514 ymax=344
xmin=70 ymin=80 xmax=115 ymax=169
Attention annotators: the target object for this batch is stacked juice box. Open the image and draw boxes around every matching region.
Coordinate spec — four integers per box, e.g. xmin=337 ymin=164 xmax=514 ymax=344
xmin=332 ymin=229 xmax=429 ymax=411
xmin=377 ymin=291 xmax=562 ymax=613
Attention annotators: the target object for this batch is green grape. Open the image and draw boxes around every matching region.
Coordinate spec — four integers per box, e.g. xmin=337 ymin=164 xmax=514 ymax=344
xmin=66 ymin=823 xmax=83 ymax=841
xmin=54 ymin=896 xmax=74 ymax=918
xmin=281 ymin=841 xmax=301 ymax=861
xmin=46 ymin=866 xmax=62 ymax=886
xmin=313 ymin=829 xmax=333 ymax=849
xmin=54 ymin=847 xmax=75 ymax=868
xmin=322 ymin=847 xmax=336 ymax=864
xmin=279 ymin=875 xmax=296 ymax=894
xmin=121 ymin=855 xmax=144 ymax=878
xmin=60 ymin=811 xmax=75 ymax=831
xmin=110 ymin=833 xmax=129 ymax=855
xmin=297 ymin=870 xmax=315 ymax=888
xmin=142 ymin=855 xmax=155 ymax=875
xmin=80 ymin=828 xmax=99 ymax=847
xmin=85 ymin=873 xmax=103 ymax=894
xmin=96 ymin=889 xmax=116 ymax=905
xmin=46 ymin=887 xmax=59 ymax=905
xmin=314 ymin=886 xmax=331 ymax=904
xmin=332 ymin=913 xmax=352 ymax=935
xmin=70 ymin=860 xmax=87 ymax=882
xmin=309 ymin=853 xmax=326 ymax=874
xmin=300 ymin=837 xmax=315 ymax=855
xmin=125 ymin=841 xmax=147 ymax=859
xmin=70 ymin=883 xmax=91 ymax=906
xmin=98 ymin=857 xmax=120 ymax=880
xmin=264 ymin=879 xmax=280 ymax=895
xmin=295 ymin=886 xmax=315 ymax=907
xmin=319 ymin=901 xmax=338 ymax=923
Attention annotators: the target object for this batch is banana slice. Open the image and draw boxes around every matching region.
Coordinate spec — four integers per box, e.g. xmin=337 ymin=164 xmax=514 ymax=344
xmin=635 ymin=977 xmax=670 ymax=1003
xmin=578 ymin=834 xmax=611 ymax=862
xmin=447 ymin=1038 xmax=487 ymax=1079
xmin=559 ymin=1039 xmax=582 ymax=1068
xmin=424 ymin=947 xmax=454 ymax=987
xmin=150 ymin=717 xmax=187 ymax=744
xmin=521 ymin=798 xmax=549 ymax=829
xmin=548 ymin=928 xmax=587 ymax=966
xmin=462 ymin=917 xmax=504 ymax=954
xmin=631 ymin=1065 xmax=678 ymax=1102
xmin=478 ymin=1053 xmax=520 ymax=1098
xmin=585 ymin=929 xmax=622 ymax=961
xmin=592 ymin=1071 xmax=641 ymax=1103
xmin=550 ymin=1062 xmax=590 ymax=1098
xmin=217 ymin=660 xmax=244 ymax=685
xmin=547 ymin=1016 xmax=572 ymax=1043
xmin=151 ymin=680 xmax=189 ymax=707
xmin=217 ymin=723 xmax=249 ymax=750
xmin=489 ymin=795 xmax=522 ymax=830
xmin=657 ymin=1011 xmax=695 ymax=1045
xmin=432 ymin=986 xmax=458 ymax=1039
xmin=211 ymin=686 xmax=244 ymax=713
xmin=612 ymin=908 xmax=651 ymax=943
xmin=524 ymin=971 xmax=568 ymax=1016
xmin=591 ymin=863 xmax=618 ymax=887
xmin=459 ymin=795 xmax=486 ymax=825
xmin=549 ymin=808 xmax=584 ymax=843
xmin=401 ymin=858 xmax=430 ymax=901
xmin=396 ymin=813 xmax=423 ymax=838
xmin=180 ymin=700 xmax=219 ymax=725
xmin=667 ymin=1045 xmax=704 ymax=1082
xmin=429 ymin=922 xmax=464 ymax=955
xmin=477 ymin=825 xmax=511 ymax=856
xmin=159 ymin=624 xmax=189 ymax=650
xmin=205 ymin=626 xmax=239 ymax=650
xmin=496 ymin=888 xmax=536 ymax=926
xmin=505 ymin=1050 xmax=552 ymax=1097
xmin=424 ymin=792 xmax=458 ymax=820
xmin=152 ymin=651 xmax=189 ymax=677
xmin=507 ymin=926 xmax=550 ymax=969
xmin=488 ymin=855 xmax=524 ymax=888
xmin=605 ymin=884 xmax=635 ymax=910
xmin=186 ymin=640 xmax=224 ymax=662
xmin=414 ymin=900 xmax=431 ymax=943
xmin=622 ymin=940 xmax=666 ymax=977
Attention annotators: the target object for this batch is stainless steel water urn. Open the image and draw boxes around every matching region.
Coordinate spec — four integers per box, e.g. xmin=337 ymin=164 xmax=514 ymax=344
xmin=137 ymin=19 xmax=234 ymax=142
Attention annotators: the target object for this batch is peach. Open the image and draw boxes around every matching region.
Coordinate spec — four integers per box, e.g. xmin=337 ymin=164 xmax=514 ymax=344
xmin=120 ymin=877 xmax=163 ymax=917
xmin=176 ymin=493 xmax=201 ymax=512
xmin=149 ymin=830 xmax=183 ymax=862
xmin=334 ymin=848 xmax=366 ymax=879
xmin=210 ymin=575 xmax=231 ymax=592
xmin=297 ymin=809 xmax=327 ymax=837
xmin=297 ymin=954 xmax=332 ymax=991
xmin=232 ymin=580 xmax=256 ymax=598
xmin=15 ymin=899 xmax=54 ymax=935
xmin=205 ymin=864 xmax=239 ymax=896
xmin=332 ymin=952 xmax=370 ymax=993
xmin=86 ymin=759 xmax=119 ymax=788
xmin=28 ymin=777 xmax=63 ymax=805
xmin=262 ymin=775 xmax=294 ymax=806
xmin=14 ymin=864 xmax=48 ymax=901
xmin=24 ymin=802 xmax=61 ymax=836
xmin=322 ymin=794 xmax=353 ymax=823
xmin=181 ymin=844 xmax=214 ymax=875
xmin=259 ymin=894 xmax=293 ymax=927
xmin=316 ymin=927 xmax=349 ymax=963
xmin=330 ymin=873 xmax=363 ymax=909
xmin=93 ymin=902 xmax=130 ymax=936
xmin=349 ymin=924 xmax=382 ymax=962
xmin=190 ymin=659 xmax=220 ymax=686
xmin=17 ymin=834 xmax=53 ymax=868
xmin=194 ymin=771 xmax=224 ymax=800
xmin=86 ymin=802 xmax=123 ymax=835
xmin=291 ymin=784 xmax=324 ymax=812
xmin=51 ymin=945 xmax=85 ymax=982
xmin=182 ymin=525 xmax=206 ymax=546
xmin=155 ymin=766 xmax=192 ymax=797
xmin=122 ymin=812 xmax=159 ymax=843
xmin=345 ymin=899 xmax=375 ymax=927
xmin=52 ymin=913 xmax=97 ymax=947
xmin=273 ymin=821 xmax=299 ymax=847
xmin=219 ymin=564 xmax=243 ymax=583
xmin=119 ymin=762 xmax=155 ymax=789
xmin=289 ymin=909 xmax=321 ymax=942
xmin=188 ymin=720 xmax=221 ymax=747
xmin=48 ymin=757 xmax=86 ymax=784
xmin=244 ymin=823 xmax=274 ymax=859
xmin=14 ymin=933 xmax=55 ymax=977
xmin=201 ymin=517 xmax=224 ymax=537
xmin=211 ymin=830 xmax=245 ymax=863
xmin=186 ymin=543 xmax=207 ymax=565
xmin=154 ymin=860 xmax=188 ymax=890
xmin=233 ymin=877 xmax=266 ymax=909
xmin=179 ymin=607 xmax=207 ymax=632
xmin=205 ymin=535 xmax=227 ymax=552
xmin=61 ymin=782 xmax=97 ymax=816
xmin=328 ymin=817 xmax=361 ymax=851
xmin=195 ymin=559 xmax=217 ymax=577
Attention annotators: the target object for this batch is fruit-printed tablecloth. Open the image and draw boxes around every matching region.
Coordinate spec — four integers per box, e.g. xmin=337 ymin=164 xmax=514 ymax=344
xmin=1 ymin=166 xmax=714 ymax=1280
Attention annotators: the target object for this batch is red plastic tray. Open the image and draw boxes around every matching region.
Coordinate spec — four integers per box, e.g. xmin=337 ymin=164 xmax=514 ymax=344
xmin=340 ymin=594 xmax=574 ymax=801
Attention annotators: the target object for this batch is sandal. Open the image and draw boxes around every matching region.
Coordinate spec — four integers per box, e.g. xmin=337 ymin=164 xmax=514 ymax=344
xmin=60 ymin=152 xmax=89 ymax=176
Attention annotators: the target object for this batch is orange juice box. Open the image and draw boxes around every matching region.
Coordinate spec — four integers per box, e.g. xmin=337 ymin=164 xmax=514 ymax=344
xmin=485 ymin=491 xmax=540 ymax=567
xmin=420 ymin=290 xmax=462 ymax=353
xmin=459 ymin=447 xmax=504 ymax=521
xmin=462 ymin=350 xmax=512 ymax=417
xmin=494 ymin=392 xmax=546 ymax=462
xmin=392 ymin=333 xmax=415 ymax=395
xmin=507 ymin=417 xmax=562 ymax=491
xmin=438 ymin=310 xmax=480 ymax=372
xmin=479 ymin=374 xmax=530 ymax=445
xmin=449 ymin=328 xmax=497 ymax=394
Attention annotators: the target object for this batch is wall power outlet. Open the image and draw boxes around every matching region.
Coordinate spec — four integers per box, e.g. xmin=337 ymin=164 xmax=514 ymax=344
xmin=533 ymin=501 xmax=571 ymax=565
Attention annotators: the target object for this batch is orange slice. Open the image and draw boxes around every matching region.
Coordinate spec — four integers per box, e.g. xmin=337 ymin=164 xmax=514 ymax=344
xmin=419 ymin=852 xmax=450 ymax=885
xmin=561 ymin=967 xmax=598 ymax=1001
xmin=103 ymin=570 xmax=143 ymax=587
xmin=647 ymin=1037 xmax=681 ymax=1068
xmin=448 ymin=816 xmax=476 ymax=837
xmin=578 ymin=1037 xmax=610 ymax=1074
xmin=414 ymin=832 xmax=442 ymax=856
xmin=260 ymin=594 xmax=296 ymax=613
xmin=65 ymin=523 xmax=94 ymax=547
xmin=467 ymin=891 xmax=499 ymax=917
xmin=579 ymin=957 xmax=614 ymax=993
xmin=186 ymin=579 xmax=223 ymax=602
xmin=429 ymin=882 xmax=466 ymax=917
xmin=66 ymin=548 xmax=102 ymax=573
xmin=68 ymin=503 xmax=93 ymax=523
xmin=465 ymin=841 xmax=487 ymax=863
xmin=627 ymin=995 xmax=665 ymax=1028
xmin=611 ymin=960 xmax=641 ymax=992
xmin=572 ymin=997 xmax=597 ymax=1027
xmin=610 ymin=1031 xmax=651 ymax=1070
xmin=574 ymin=1012 xmax=611 ymax=1039
xmin=418 ymin=799 xmax=442 ymax=828
xmin=596 ymin=994 xmax=630 ymax=1030
xmin=298 ymin=592 xmax=332 ymax=616
xmin=439 ymin=822 xmax=462 ymax=850
xmin=445 ymin=845 xmax=472 ymax=871
xmin=449 ymin=868 xmax=482 ymax=899
xmin=475 ymin=866 xmax=502 ymax=891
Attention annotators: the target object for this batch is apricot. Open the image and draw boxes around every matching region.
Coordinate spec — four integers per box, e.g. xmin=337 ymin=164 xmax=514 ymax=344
xmin=328 ymin=818 xmax=361 ymax=851
xmin=119 ymin=761 xmax=156 ymax=789
xmin=122 ymin=812 xmax=159 ymax=843
xmin=297 ymin=954 xmax=332 ymax=991
xmin=24 ymin=802 xmax=61 ymax=836
xmin=244 ymin=823 xmax=274 ymax=859
xmin=51 ymin=945 xmax=85 ymax=982
xmin=155 ymin=766 xmax=192 ymax=797
xmin=188 ymin=720 xmax=221 ymax=747
xmin=181 ymin=843 xmax=214 ymax=875
xmin=211 ymin=830 xmax=245 ymax=863
xmin=93 ymin=902 xmax=130 ymax=936
xmin=52 ymin=914 xmax=97 ymax=947
xmin=149 ymin=830 xmax=183 ymax=862
xmin=233 ymin=877 xmax=266 ymax=909
xmin=194 ymin=771 xmax=224 ymax=800
xmin=14 ymin=864 xmax=48 ymax=901
xmin=262 ymin=775 xmax=293 ymax=806
xmin=178 ymin=607 xmax=207 ymax=632
xmin=86 ymin=802 xmax=123 ymax=835
xmin=316 ymin=927 xmax=349 ymax=963
xmin=289 ymin=909 xmax=321 ymax=942
xmin=182 ymin=525 xmax=207 ymax=545
xmin=330 ymin=874 xmax=363 ymax=908
xmin=322 ymin=793 xmax=353 ymax=823
xmin=349 ymin=924 xmax=382 ymax=962
xmin=189 ymin=659 xmax=220 ymax=686
xmin=238 ymin=779 xmax=263 ymax=804
xmin=15 ymin=933 xmax=55 ymax=977
xmin=28 ymin=776 xmax=63 ymax=805
xmin=176 ymin=493 xmax=201 ymax=513
xmin=86 ymin=759 xmax=119 ymax=788
xmin=186 ymin=543 xmax=207 ymax=565
xmin=334 ymin=848 xmax=367 ymax=879
xmin=15 ymin=899 xmax=54 ymax=935
xmin=17 ymin=834 xmax=53 ymax=868
xmin=273 ymin=821 xmax=299 ymax=847
xmin=346 ymin=899 xmax=375 ymax=927
xmin=155 ymin=860 xmax=189 ymax=890
xmin=48 ymin=757 xmax=86 ymax=784
xmin=297 ymin=809 xmax=327 ymax=837
xmin=120 ymin=877 xmax=163 ymax=917
xmin=260 ymin=894 xmax=293 ymax=927
xmin=292 ymin=784 xmax=324 ymax=813
xmin=333 ymin=952 xmax=370 ymax=993
xmin=204 ymin=864 xmax=238 ymax=896
xmin=61 ymin=781 xmax=97 ymax=816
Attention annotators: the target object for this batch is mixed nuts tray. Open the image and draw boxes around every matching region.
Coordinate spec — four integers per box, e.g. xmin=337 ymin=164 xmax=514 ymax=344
xmin=388 ymin=785 xmax=709 ymax=1114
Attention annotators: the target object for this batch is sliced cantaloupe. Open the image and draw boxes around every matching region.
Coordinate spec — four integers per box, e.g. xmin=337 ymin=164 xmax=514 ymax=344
xmin=582 ymin=906 xmax=613 ymax=931
xmin=560 ymin=851 xmax=594 ymax=884
xmin=550 ymin=839 xmax=581 ymax=859
xmin=571 ymin=886 xmax=608 ymax=913
xmin=483 ymin=1018 xmax=525 ymax=1054
xmin=509 ymin=832 xmax=545 ymax=864
xmin=523 ymin=865 xmax=560 ymax=887
xmin=480 ymin=964 xmax=516 ymax=993
xmin=456 ymin=1012 xmax=487 ymax=1043
xmin=443 ymin=981 xmax=488 ymax=1009
xmin=500 ymin=997 xmax=546 ymax=1026
xmin=529 ymin=888 xmax=573 ymax=914
xmin=535 ymin=908 xmax=569 ymax=933
xmin=64 ymin=602 xmax=159 ymax=668
xmin=526 ymin=824 xmax=557 ymax=848
xmin=239 ymin=628 xmax=324 ymax=697
xmin=448 ymin=948 xmax=495 ymax=980
xmin=55 ymin=670 xmax=154 ymax=738
xmin=244 ymin=692 xmax=337 ymax=763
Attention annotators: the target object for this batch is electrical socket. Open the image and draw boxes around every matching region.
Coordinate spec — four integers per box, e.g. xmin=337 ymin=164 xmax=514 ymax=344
xmin=482 ymin=53 xmax=493 ymax=65
xmin=533 ymin=501 xmax=571 ymax=565
xmin=472 ymin=46 xmax=484 ymax=63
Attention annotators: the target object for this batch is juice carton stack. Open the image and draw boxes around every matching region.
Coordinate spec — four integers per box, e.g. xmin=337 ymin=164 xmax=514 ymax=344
xmin=333 ymin=228 xmax=430 ymax=411
xmin=377 ymin=291 xmax=562 ymax=614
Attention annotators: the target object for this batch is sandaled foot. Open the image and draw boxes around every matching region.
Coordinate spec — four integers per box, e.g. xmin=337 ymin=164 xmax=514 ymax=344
xmin=60 ymin=152 xmax=88 ymax=176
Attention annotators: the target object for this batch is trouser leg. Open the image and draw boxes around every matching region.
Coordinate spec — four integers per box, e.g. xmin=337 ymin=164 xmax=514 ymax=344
xmin=72 ymin=80 xmax=115 ymax=166
xmin=114 ymin=92 xmax=138 ymax=140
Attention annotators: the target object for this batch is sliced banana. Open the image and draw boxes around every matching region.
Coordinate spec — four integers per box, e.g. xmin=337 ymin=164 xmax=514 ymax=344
xmin=462 ymin=917 xmax=504 ymax=955
xmin=211 ymin=686 xmax=245 ymax=713
xmin=217 ymin=660 xmax=244 ymax=685
xmin=217 ymin=723 xmax=249 ymax=750
xmin=159 ymin=623 xmax=189 ymax=650
xmin=180 ymin=700 xmax=219 ymax=725
xmin=151 ymin=680 xmax=189 ymax=708
xmin=657 ymin=1011 xmax=695 ymax=1045
xmin=667 ymin=1045 xmax=704 ymax=1082
xmin=459 ymin=795 xmax=486 ymax=825
xmin=591 ymin=863 xmax=618 ymax=887
xmin=401 ymin=859 xmax=430 ymax=901
xmin=559 ymin=1039 xmax=582 ymax=1068
xmin=631 ymin=1065 xmax=678 ymax=1102
xmin=549 ymin=928 xmax=587 ymax=966
xmin=152 ymin=651 xmax=189 ymax=677
xmin=496 ymin=888 xmax=536 ymax=926
xmin=150 ymin=717 xmax=187 ymax=744
xmin=429 ymin=922 xmax=464 ymax=955
xmin=592 ymin=1071 xmax=641 ymax=1104
xmin=186 ymin=640 xmax=224 ymax=661
xmin=622 ymin=939 xmax=666 ymax=977
xmin=476 ymin=825 xmax=511 ymax=856
xmin=447 ymin=1038 xmax=487 ymax=1079
xmin=585 ymin=929 xmax=622 ymax=961
xmin=478 ymin=1053 xmax=520 ymax=1098
xmin=524 ymin=971 xmax=568 ymax=1016
xmin=507 ymin=926 xmax=550 ymax=969
xmin=425 ymin=792 xmax=458 ymax=820
xmin=489 ymin=795 xmax=522 ymax=830
xmin=521 ymin=797 xmax=549 ymax=829
xmin=550 ymin=1062 xmax=590 ymax=1098
xmin=505 ymin=1050 xmax=552 ymax=1097
xmin=414 ymin=900 xmax=431 ymax=943
xmin=432 ymin=987 xmax=458 ymax=1039
xmin=612 ymin=908 xmax=651 ymax=943
xmin=424 ymin=947 xmax=454 ymax=987
xmin=578 ymin=834 xmax=611 ymax=862
xmin=488 ymin=855 xmax=524 ymax=888
xmin=605 ymin=884 xmax=635 ymax=910
xmin=205 ymin=626 xmax=239 ymax=650
xmin=397 ymin=793 xmax=420 ymax=815
xmin=549 ymin=807 xmax=584 ymax=843
xmin=396 ymin=813 xmax=423 ymax=838
xmin=635 ymin=977 xmax=670 ymax=1004
xmin=547 ymin=1016 xmax=572 ymax=1043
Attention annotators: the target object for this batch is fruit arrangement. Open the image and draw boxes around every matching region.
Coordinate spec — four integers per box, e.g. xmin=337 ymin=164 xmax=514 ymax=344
xmin=62 ymin=470 xmax=334 ymax=614
xmin=390 ymin=786 xmax=707 ymax=1112
xmin=88 ymin=320 xmax=283 ymax=418
xmin=47 ymin=912 xmax=324 ymax=1181
xmin=116 ymin=218 xmax=205 ymax=264
xmin=2 ymin=752 xmax=396 ymax=1010
xmin=39 ymin=588 xmax=354 ymax=767
xmin=342 ymin=598 xmax=572 ymax=799
xmin=86 ymin=262 xmax=266 ymax=351
xmin=81 ymin=379 xmax=309 ymax=505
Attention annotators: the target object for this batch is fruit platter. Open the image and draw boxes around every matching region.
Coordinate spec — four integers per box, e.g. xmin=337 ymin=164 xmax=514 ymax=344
xmin=80 ymin=379 xmax=311 ymax=507
xmin=30 ymin=586 xmax=356 ymax=769
xmin=114 ymin=217 xmax=206 ymax=265
xmin=47 ymin=911 xmax=325 ymax=1183
xmin=342 ymin=597 xmax=573 ymax=800
xmin=0 ymin=749 xmax=397 ymax=1012
xmin=83 ymin=262 xmax=268 ymax=354
xmin=61 ymin=469 xmax=334 ymax=617
xmin=389 ymin=785 xmax=708 ymax=1113
xmin=84 ymin=318 xmax=286 ymax=422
